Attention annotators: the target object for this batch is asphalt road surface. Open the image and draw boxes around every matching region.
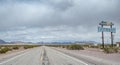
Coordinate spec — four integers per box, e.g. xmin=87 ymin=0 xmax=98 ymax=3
xmin=45 ymin=47 xmax=88 ymax=65
xmin=0 ymin=46 xmax=117 ymax=65
xmin=0 ymin=46 xmax=89 ymax=65
xmin=0 ymin=47 xmax=42 ymax=65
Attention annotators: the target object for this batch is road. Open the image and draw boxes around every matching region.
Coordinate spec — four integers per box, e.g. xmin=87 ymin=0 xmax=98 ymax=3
xmin=0 ymin=46 xmax=118 ymax=65
xmin=0 ymin=46 xmax=89 ymax=65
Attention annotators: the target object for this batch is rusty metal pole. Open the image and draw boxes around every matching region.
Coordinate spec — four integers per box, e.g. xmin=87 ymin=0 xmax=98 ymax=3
xmin=101 ymin=25 xmax=104 ymax=48
xmin=110 ymin=25 xmax=113 ymax=47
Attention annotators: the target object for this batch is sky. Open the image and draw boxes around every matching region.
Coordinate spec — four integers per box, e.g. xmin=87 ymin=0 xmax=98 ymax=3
xmin=0 ymin=0 xmax=120 ymax=43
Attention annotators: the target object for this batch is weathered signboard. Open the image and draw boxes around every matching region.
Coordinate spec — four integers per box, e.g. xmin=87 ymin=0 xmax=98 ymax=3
xmin=98 ymin=27 xmax=116 ymax=33
xmin=99 ymin=21 xmax=114 ymax=26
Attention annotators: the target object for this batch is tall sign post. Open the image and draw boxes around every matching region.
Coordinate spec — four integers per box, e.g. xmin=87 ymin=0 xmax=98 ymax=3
xmin=98 ymin=21 xmax=116 ymax=48
xmin=99 ymin=21 xmax=105 ymax=48
xmin=101 ymin=25 xmax=104 ymax=48
xmin=110 ymin=25 xmax=114 ymax=47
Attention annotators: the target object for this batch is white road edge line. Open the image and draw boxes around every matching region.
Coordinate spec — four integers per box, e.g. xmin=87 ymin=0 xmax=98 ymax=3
xmin=50 ymin=47 xmax=89 ymax=65
xmin=0 ymin=50 xmax=29 ymax=65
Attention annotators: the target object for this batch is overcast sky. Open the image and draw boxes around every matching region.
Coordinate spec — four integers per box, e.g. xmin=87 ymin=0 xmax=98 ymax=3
xmin=0 ymin=0 xmax=120 ymax=43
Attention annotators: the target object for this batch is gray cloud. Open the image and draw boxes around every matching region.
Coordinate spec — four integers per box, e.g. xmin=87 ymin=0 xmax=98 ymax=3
xmin=0 ymin=0 xmax=120 ymax=42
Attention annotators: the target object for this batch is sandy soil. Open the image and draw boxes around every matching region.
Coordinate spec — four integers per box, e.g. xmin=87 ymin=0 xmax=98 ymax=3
xmin=77 ymin=48 xmax=120 ymax=62
xmin=54 ymin=47 xmax=120 ymax=64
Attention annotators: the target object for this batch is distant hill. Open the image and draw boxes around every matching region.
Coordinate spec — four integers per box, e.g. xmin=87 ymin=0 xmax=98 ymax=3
xmin=0 ymin=39 xmax=6 ymax=44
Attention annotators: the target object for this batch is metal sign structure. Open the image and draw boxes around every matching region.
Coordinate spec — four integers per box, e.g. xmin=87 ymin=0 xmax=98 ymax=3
xmin=98 ymin=21 xmax=116 ymax=48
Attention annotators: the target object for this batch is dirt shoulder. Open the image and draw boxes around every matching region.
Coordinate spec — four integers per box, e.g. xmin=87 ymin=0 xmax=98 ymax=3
xmin=53 ymin=47 xmax=120 ymax=65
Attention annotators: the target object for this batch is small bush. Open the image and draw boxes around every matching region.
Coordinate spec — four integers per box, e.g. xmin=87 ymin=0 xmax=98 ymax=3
xmin=83 ymin=45 xmax=90 ymax=48
xmin=61 ymin=46 xmax=66 ymax=48
xmin=103 ymin=47 xmax=119 ymax=53
xmin=12 ymin=46 xmax=19 ymax=50
xmin=23 ymin=45 xmax=36 ymax=49
xmin=90 ymin=46 xmax=99 ymax=48
xmin=0 ymin=47 xmax=11 ymax=54
xmin=0 ymin=49 xmax=7 ymax=53
xmin=67 ymin=44 xmax=84 ymax=50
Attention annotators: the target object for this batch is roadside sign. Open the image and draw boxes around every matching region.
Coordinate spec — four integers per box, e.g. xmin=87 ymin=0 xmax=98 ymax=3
xmin=98 ymin=21 xmax=116 ymax=48
xmin=98 ymin=27 xmax=116 ymax=33
xmin=99 ymin=21 xmax=114 ymax=26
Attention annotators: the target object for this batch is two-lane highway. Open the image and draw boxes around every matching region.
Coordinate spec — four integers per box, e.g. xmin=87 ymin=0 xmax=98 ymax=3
xmin=0 ymin=46 xmax=89 ymax=65
xmin=1 ymin=46 xmax=113 ymax=65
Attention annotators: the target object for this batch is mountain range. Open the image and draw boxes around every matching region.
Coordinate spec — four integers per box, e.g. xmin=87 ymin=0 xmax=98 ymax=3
xmin=0 ymin=39 xmax=6 ymax=44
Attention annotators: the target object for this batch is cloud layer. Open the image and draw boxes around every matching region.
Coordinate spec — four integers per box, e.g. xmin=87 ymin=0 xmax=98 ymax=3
xmin=0 ymin=0 xmax=120 ymax=42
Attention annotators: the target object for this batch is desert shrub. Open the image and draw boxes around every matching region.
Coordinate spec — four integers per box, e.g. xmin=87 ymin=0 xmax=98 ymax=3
xmin=103 ymin=47 xmax=119 ymax=53
xmin=61 ymin=45 xmax=66 ymax=48
xmin=23 ymin=45 xmax=38 ymax=49
xmin=66 ymin=44 xmax=84 ymax=50
xmin=12 ymin=46 xmax=19 ymax=50
xmin=24 ymin=46 xmax=31 ymax=49
xmin=0 ymin=47 xmax=11 ymax=53
xmin=0 ymin=49 xmax=7 ymax=53
xmin=83 ymin=45 xmax=90 ymax=48
xmin=90 ymin=46 xmax=99 ymax=48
